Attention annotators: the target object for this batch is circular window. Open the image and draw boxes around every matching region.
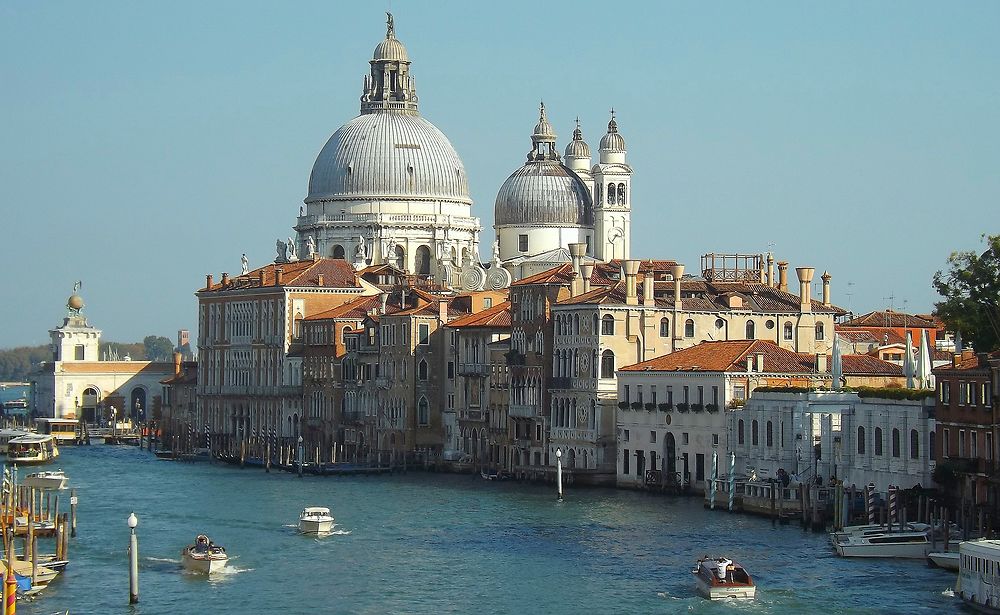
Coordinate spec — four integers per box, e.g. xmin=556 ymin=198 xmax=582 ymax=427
xmin=765 ymin=319 xmax=775 ymax=329
xmin=665 ymin=415 xmax=672 ymax=425
xmin=715 ymin=318 xmax=725 ymax=329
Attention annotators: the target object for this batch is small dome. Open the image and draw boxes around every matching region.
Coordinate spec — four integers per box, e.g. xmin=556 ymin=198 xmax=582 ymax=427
xmin=373 ymin=36 xmax=409 ymax=62
xmin=565 ymin=120 xmax=590 ymax=159
xmin=600 ymin=113 xmax=626 ymax=152
xmin=532 ymin=102 xmax=556 ymax=143
xmin=495 ymin=161 xmax=593 ymax=227
xmin=67 ymin=294 xmax=84 ymax=311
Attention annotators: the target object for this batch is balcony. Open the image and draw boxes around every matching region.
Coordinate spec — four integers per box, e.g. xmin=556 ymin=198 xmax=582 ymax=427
xmin=459 ymin=362 xmax=490 ymax=377
xmin=509 ymin=404 xmax=537 ymax=418
xmin=551 ymin=427 xmax=597 ymax=443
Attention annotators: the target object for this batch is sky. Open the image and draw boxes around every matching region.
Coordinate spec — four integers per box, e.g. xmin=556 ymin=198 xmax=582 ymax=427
xmin=1 ymin=1 xmax=998 ymax=348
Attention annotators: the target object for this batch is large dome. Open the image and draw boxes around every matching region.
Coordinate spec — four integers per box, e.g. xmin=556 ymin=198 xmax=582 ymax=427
xmin=306 ymin=113 xmax=471 ymax=204
xmin=495 ymin=161 xmax=593 ymax=227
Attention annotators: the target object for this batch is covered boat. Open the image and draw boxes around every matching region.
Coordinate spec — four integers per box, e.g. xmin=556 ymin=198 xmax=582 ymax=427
xmin=834 ymin=530 xmax=930 ymax=558
xmin=181 ymin=534 xmax=228 ymax=574
xmin=693 ymin=556 xmax=756 ymax=600
xmin=23 ymin=470 xmax=68 ymax=490
xmin=8 ymin=434 xmax=59 ymax=465
xmin=958 ymin=539 xmax=1000 ymax=611
xmin=299 ymin=507 xmax=335 ymax=534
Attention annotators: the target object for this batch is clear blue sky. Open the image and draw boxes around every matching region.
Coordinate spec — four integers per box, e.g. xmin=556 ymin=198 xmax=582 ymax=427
xmin=1 ymin=1 xmax=997 ymax=348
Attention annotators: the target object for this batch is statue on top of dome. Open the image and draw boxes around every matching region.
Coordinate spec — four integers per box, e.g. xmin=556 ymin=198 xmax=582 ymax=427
xmin=386 ymin=12 xmax=395 ymax=39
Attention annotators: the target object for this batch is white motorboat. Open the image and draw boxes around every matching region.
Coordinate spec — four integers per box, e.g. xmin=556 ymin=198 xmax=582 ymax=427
xmin=926 ymin=551 xmax=959 ymax=571
xmin=7 ymin=434 xmax=59 ymax=465
xmin=958 ymin=540 xmax=1000 ymax=611
xmin=22 ymin=470 xmax=69 ymax=490
xmin=181 ymin=534 xmax=228 ymax=574
xmin=834 ymin=530 xmax=930 ymax=558
xmin=829 ymin=522 xmax=928 ymax=547
xmin=692 ymin=556 xmax=756 ymax=600
xmin=299 ymin=507 xmax=335 ymax=534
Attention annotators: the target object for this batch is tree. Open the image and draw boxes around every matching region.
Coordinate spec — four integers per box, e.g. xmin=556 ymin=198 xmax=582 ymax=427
xmin=143 ymin=336 xmax=175 ymax=362
xmin=933 ymin=234 xmax=1000 ymax=352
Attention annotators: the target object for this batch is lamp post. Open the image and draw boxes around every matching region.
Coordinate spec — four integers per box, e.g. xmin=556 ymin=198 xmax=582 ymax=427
xmin=556 ymin=448 xmax=563 ymax=501
xmin=110 ymin=406 xmax=117 ymax=438
xmin=127 ymin=512 xmax=139 ymax=604
xmin=297 ymin=435 xmax=304 ymax=478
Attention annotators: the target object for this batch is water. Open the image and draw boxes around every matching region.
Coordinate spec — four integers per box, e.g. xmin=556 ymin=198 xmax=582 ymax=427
xmin=0 ymin=384 xmax=29 ymax=405
xmin=18 ymin=446 xmax=958 ymax=614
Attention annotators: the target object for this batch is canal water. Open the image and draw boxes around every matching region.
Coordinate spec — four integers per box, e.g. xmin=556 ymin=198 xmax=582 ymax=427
xmin=20 ymin=446 xmax=956 ymax=614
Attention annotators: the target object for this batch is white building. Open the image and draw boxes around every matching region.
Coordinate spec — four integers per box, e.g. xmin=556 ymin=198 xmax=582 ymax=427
xmin=31 ymin=290 xmax=174 ymax=422
xmin=730 ymin=390 xmax=936 ymax=492
xmin=294 ymin=14 xmax=486 ymax=289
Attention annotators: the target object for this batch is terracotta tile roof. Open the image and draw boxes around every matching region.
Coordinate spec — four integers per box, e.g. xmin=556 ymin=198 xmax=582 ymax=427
xmin=933 ymin=350 xmax=996 ymax=373
xmin=511 ymin=262 xmax=620 ymax=288
xmin=304 ymin=294 xmax=385 ymax=321
xmin=620 ymin=340 xmax=815 ymax=373
xmin=841 ymin=355 xmax=903 ymax=376
xmin=160 ymin=363 xmax=198 ymax=385
xmin=446 ymin=301 xmax=512 ymax=329
xmin=59 ymin=361 xmax=175 ymax=375
xmin=835 ymin=327 xmax=904 ymax=346
xmin=202 ymin=258 xmax=361 ymax=292
xmin=839 ymin=310 xmax=938 ymax=329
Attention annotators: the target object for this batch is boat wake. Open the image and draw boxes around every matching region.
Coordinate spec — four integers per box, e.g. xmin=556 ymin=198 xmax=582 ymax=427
xmin=941 ymin=588 xmax=955 ymax=597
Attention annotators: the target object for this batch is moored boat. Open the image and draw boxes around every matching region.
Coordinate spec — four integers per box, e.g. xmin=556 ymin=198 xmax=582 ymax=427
xmin=692 ymin=556 xmax=756 ymax=600
xmin=834 ymin=530 xmax=930 ymax=558
xmin=829 ymin=522 xmax=928 ymax=547
xmin=926 ymin=551 xmax=959 ymax=571
xmin=299 ymin=507 xmax=335 ymax=534
xmin=181 ymin=534 xmax=228 ymax=574
xmin=22 ymin=469 xmax=69 ymax=490
xmin=958 ymin=539 xmax=1000 ymax=611
xmin=7 ymin=434 xmax=59 ymax=465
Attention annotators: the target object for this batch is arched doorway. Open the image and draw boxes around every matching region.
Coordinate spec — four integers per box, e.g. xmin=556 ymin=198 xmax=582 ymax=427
xmin=393 ymin=245 xmax=405 ymax=270
xmin=81 ymin=386 xmax=100 ymax=423
xmin=568 ymin=449 xmax=577 ymax=469
xmin=664 ymin=432 xmax=677 ymax=479
xmin=130 ymin=388 xmax=147 ymax=423
xmin=332 ymin=245 xmax=346 ymax=260
xmin=415 ymin=245 xmax=432 ymax=275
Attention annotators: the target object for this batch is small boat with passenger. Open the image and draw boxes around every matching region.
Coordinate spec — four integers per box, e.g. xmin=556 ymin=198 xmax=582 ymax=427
xmin=299 ymin=507 xmax=335 ymax=534
xmin=181 ymin=534 xmax=228 ymax=574
xmin=7 ymin=434 xmax=59 ymax=465
xmin=692 ymin=555 xmax=756 ymax=600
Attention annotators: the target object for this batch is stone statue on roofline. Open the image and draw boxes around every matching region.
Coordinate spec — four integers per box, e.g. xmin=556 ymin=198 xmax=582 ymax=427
xmin=305 ymin=235 xmax=317 ymax=258
xmin=241 ymin=253 xmax=249 ymax=275
xmin=276 ymin=238 xmax=287 ymax=263
xmin=286 ymin=237 xmax=298 ymax=262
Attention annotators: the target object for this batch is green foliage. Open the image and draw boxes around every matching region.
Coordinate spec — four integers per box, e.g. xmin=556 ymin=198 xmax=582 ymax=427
xmin=853 ymin=386 xmax=934 ymax=401
xmin=0 ymin=345 xmax=51 ymax=381
xmin=933 ymin=234 xmax=1000 ymax=352
xmin=143 ymin=336 xmax=175 ymax=362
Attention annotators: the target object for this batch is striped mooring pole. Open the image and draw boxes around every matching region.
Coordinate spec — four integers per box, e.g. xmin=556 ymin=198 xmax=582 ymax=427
xmin=866 ymin=482 xmax=877 ymax=525
xmin=888 ymin=485 xmax=898 ymax=532
xmin=3 ymin=563 xmax=16 ymax=615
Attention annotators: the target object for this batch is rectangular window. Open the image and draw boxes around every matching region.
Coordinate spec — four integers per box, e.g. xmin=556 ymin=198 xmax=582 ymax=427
xmin=695 ymin=453 xmax=705 ymax=481
xmin=984 ymin=382 xmax=993 ymax=407
xmin=988 ymin=433 xmax=994 ymax=461
xmin=536 ymin=424 xmax=542 ymax=441
xmin=650 ymin=431 xmax=657 ymax=444
xmin=697 ymin=386 xmax=704 ymax=406
xmin=518 ymin=234 xmax=528 ymax=252
xmin=637 ymin=385 xmax=643 ymax=404
xmin=683 ymin=386 xmax=690 ymax=405
xmin=713 ymin=433 xmax=720 ymax=446
xmin=734 ymin=385 xmax=746 ymax=400
xmin=447 ymin=361 xmax=454 ymax=379
xmin=74 ymin=345 xmax=85 ymax=360
xmin=944 ymin=428 xmax=950 ymax=458
xmin=623 ymin=385 xmax=630 ymax=403
xmin=960 ymin=382 xmax=968 ymax=405
xmin=623 ymin=449 xmax=630 ymax=475
xmin=418 ymin=323 xmax=430 ymax=345
xmin=972 ymin=431 xmax=979 ymax=458
xmin=712 ymin=386 xmax=719 ymax=408
xmin=666 ymin=386 xmax=673 ymax=405
xmin=960 ymin=430 xmax=966 ymax=457
xmin=651 ymin=386 xmax=657 ymax=405
xmin=623 ymin=429 xmax=630 ymax=442
xmin=682 ymin=432 xmax=689 ymax=445
xmin=483 ymin=297 xmax=493 ymax=309
xmin=448 ymin=394 xmax=454 ymax=409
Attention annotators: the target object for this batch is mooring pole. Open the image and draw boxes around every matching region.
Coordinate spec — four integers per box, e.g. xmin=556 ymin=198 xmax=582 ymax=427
xmin=127 ymin=512 xmax=139 ymax=604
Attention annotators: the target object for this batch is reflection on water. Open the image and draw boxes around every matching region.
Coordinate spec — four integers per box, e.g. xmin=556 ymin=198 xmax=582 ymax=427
xmin=14 ymin=446 xmax=959 ymax=614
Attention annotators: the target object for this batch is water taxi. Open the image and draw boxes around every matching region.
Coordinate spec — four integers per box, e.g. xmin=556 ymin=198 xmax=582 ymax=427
xmin=692 ymin=556 xmax=756 ymax=600
xmin=958 ymin=540 xmax=1000 ymax=611
xmin=0 ymin=428 xmax=32 ymax=454
xmin=7 ymin=434 xmax=59 ymax=465
xmin=299 ymin=507 xmax=335 ymax=534
xmin=181 ymin=534 xmax=228 ymax=574
xmin=34 ymin=418 xmax=80 ymax=445
xmin=834 ymin=530 xmax=930 ymax=558
xmin=23 ymin=469 xmax=69 ymax=490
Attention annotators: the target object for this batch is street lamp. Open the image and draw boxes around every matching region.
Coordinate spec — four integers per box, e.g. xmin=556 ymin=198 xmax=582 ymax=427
xmin=297 ymin=435 xmax=304 ymax=478
xmin=127 ymin=512 xmax=139 ymax=604
xmin=555 ymin=448 xmax=564 ymax=501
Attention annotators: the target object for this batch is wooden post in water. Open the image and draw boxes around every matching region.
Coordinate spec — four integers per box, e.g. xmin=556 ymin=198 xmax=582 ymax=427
xmin=265 ymin=440 xmax=271 ymax=473
xmin=30 ymin=534 xmax=37 ymax=587
xmin=70 ymin=489 xmax=78 ymax=537
xmin=61 ymin=513 xmax=70 ymax=560
xmin=55 ymin=516 xmax=64 ymax=561
xmin=26 ymin=488 xmax=34 ymax=562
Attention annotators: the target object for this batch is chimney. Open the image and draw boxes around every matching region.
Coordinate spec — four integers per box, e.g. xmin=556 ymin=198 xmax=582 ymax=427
xmin=821 ymin=271 xmax=831 ymax=307
xmin=317 ymin=274 xmax=324 ymax=287
xmin=275 ymin=268 xmax=284 ymax=286
xmin=173 ymin=352 xmax=182 ymax=375
xmin=623 ymin=260 xmax=641 ymax=305
xmin=767 ymin=253 xmax=775 ymax=287
xmin=756 ymin=353 xmax=765 ymax=372
xmin=221 ymin=272 xmax=230 ymax=287
xmin=580 ymin=263 xmax=594 ymax=294
xmin=816 ymin=353 xmax=827 ymax=372
xmin=438 ymin=298 xmax=449 ymax=324
xmin=569 ymin=243 xmax=586 ymax=297
xmin=777 ymin=261 xmax=789 ymax=292
xmin=205 ymin=274 xmax=214 ymax=289
xmin=642 ymin=273 xmax=655 ymax=306
xmin=671 ymin=264 xmax=684 ymax=310
xmin=258 ymin=270 xmax=265 ymax=287
xmin=796 ymin=267 xmax=815 ymax=311
xmin=380 ymin=293 xmax=389 ymax=314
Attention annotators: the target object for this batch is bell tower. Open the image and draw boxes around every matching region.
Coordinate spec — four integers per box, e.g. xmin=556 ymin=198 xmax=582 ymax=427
xmin=592 ymin=110 xmax=632 ymax=261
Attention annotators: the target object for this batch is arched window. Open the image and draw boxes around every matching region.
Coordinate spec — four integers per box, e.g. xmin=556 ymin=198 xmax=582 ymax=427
xmin=573 ymin=314 xmax=579 ymax=335
xmin=332 ymin=245 xmax=346 ymax=259
xmin=892 ymin=428 xmax=901 ymax=458
xmin=751 ymin=420 xmax=759 ymax=446
xmin=595 ymin=183 xmax=602 ymax=205
xmin=601 ymin=314 xmax=615 ymax=336
xmin=593 ymin=314 xmax=598 ymax=334
xmin=746 ymin=321 xmax=756 ymax=340
xmin=418 ymin=397 xmax=429 ymax=425
xmin=815 ymin=322 xmax=825 ymax=341
xmin=607 ymin=183 xmax=616 ymax=205
xmin=418 ymin=360 xmax=428 ymax=381
xmin=874 ymin=427 xmax=883 ymax=456
xmin=660 ymin=317 xmax=670 ymax=337
xmin=929 ymin=432 xmax=936 ymax=459
xmin=393 ymin=245 xmax=405 ymax=270
xmin=766 ymin=421 xmax=773 ymax=447
xmin=858 ymin=426 xmax=866 ymax=454
xmin=617 ymin=183 xmax=626 ymax=205
xmin=415 ymin=245 xmax=432 ymax=275
xmin=783 ymin=322 xmax=793 ymax=341
xmin=910 ymin=429 xmax=919 ymax=459
xmin=684 ymin=319 xmax=695 ymax=338
xmin=600 ymin=350 xmax=615 ymax=378
xmin=738 ymin=420 xmax=745 ymax=445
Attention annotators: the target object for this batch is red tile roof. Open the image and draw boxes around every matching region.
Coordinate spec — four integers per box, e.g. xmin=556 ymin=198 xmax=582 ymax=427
xmin=841 ymin=355 xmax=903 ymax=376
xmin=620 ymin=340 xmax=815 ymax=373
xmin=446 ymin=301 xmax=512 ymax=329
xmin=202 ymin=258 xmax=361 ymax=292
xmin=304 ymin=294 xmax=386 ymax=321
xmin=839 ymin=310 xmax=938 ymax=329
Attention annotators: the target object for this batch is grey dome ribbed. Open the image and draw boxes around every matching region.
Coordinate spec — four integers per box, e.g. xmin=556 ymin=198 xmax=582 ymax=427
xmin=565 ymin=123 xmax=590 ymax=159
xmin=307 ymin=113 xmax=470 ymax=203
xmin=373 ymin=36 xmax=408 ymax=62
xmin=495 ymin=161 xmax=593 ymax=227
xmin=600 ymin=116 xmax=626 ymax=152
